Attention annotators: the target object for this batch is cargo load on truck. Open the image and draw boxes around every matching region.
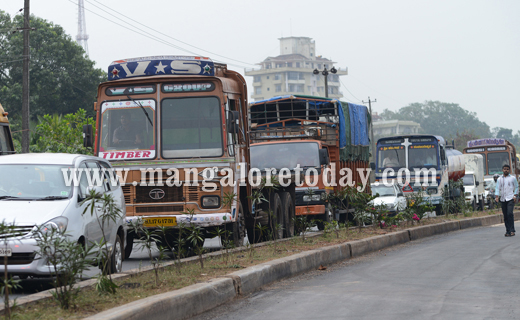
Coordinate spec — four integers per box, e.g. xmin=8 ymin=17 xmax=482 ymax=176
xmin=249 ymin=95 xmax=371 ymax=224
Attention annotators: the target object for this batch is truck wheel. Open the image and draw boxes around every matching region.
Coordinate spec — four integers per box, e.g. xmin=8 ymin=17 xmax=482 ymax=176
xmin=125 ymin=231 xmax=134 ymax=259
xmin=280 ymin=192 xmax=295 ymax=238
xmin=227 ymin=202 xmax=245 ymax=247
xmin=479 ymin=198 xmax=484 ymax=211
xmin=435 ymin=204 xmax=443 ymax=216
xmin=269 ymin=193 xmax=284 ymax=240
xmin=472 ymin=199 xmax=477 ymax=211
xmin=316 ymin=205 xmax=332 ymax=231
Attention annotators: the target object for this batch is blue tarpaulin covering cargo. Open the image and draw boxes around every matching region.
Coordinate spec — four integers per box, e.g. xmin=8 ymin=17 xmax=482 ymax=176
xmin=249 ymin=95 xmax=371 ymax=161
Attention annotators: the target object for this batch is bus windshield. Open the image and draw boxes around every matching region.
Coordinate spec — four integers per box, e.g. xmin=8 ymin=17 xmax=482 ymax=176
xmin=408 ymin=145 xmax=438 ymax=169
xmin=377 ymin=146 xmax=405 ymax=169
xmin=487 ymin=152 xmax=509 ymax=175
xmin=99 ymin=100 xmax=156 ymax=159
xmin=161 ymin=97 xmax=222 ymax=158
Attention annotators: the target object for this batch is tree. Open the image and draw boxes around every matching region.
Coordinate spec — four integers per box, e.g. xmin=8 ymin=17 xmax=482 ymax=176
xmin=491 ymin=127 xmax=513 ymax=140
xmin=452 ymin=130 xmax=480 ymax=152
xmin=380 ymin=101 xmax=491 ymax=139
xmin=0 ymin=11 xmax=104 ymax=123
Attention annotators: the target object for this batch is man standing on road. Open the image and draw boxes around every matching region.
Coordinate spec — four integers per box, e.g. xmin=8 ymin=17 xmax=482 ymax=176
xmin=495 ymin=164 xmax=519 ymax=237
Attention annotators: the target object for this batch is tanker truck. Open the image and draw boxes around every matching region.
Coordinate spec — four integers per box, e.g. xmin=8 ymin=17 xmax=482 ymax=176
xmin=0 ymin=103 xmax=15 ymax=155
xmin=373 ymin=135 xmax=465 ymax=214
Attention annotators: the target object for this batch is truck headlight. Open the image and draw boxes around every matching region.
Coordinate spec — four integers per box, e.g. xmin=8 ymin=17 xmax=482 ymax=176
xmin=311 ymin=194 xmax=321 ymax=201
xmin=201 ymin=196 xmax=220 ymax=209
xmin=464 ymin=192 xmax=471 ymax=197
xmin=303 ymin=195 xmax=311 ymax=202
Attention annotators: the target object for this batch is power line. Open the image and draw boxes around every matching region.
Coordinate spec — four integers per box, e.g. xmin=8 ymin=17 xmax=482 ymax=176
xmin=0 ymin=58 xmax=24 ymax=65
xmin=340 ymin=79 xmax=362 ymax=103
xmin=88 ymin=0 xmax=256 ymax=67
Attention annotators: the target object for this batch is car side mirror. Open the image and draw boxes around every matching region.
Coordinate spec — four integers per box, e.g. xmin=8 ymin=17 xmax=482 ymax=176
xmin=83 ymin=124 xmax=93 ymax=148
xmin=86 ymin=185 xmax=104 ymax=196
xmin=476 ymin=181 xmax=479 ymax=186
xmin=319 ymin=149 xmax=330 ymax=166
xmin=370 ymin=162 xmax=376 ymax=170
xmin=227 ymin=111 xmax=239 ymax=134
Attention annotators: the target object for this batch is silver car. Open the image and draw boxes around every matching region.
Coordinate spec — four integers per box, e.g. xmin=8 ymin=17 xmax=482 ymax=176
xmin=0 ymin=153 xmax=127 ymax=277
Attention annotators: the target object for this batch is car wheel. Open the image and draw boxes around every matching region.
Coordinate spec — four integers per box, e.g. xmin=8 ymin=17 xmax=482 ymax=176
xmin=109 ymin=234 xmax=123 ymax=274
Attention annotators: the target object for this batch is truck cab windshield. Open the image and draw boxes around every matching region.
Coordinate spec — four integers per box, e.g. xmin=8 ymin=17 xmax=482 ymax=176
xmin=251 ymin=142 xmax=320 ymax=170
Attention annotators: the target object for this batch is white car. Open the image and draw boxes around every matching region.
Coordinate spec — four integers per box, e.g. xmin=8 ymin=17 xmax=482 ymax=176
xmin=0 ymin=153 xmax=127 ymax=277
xmin=370 ymin=183 xmax=407 ymax=215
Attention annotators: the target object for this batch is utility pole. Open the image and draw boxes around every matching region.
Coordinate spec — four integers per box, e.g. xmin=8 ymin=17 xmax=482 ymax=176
xmin=362 ymin=97 xmax=377 ymax=182
xmin=22 ymin=0 xmax=30 ymax=153
xmin=76 ymin=0 xmax=89 ymax=55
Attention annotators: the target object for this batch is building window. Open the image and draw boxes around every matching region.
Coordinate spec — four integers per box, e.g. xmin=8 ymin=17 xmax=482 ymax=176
xmin=266 ymin=76 xmax=269 ymax=79
xmin=254 ymin=76 xmax=261 ymax=82
xmin=255 ymin=87 xmax=262 ymax=95
xmin=267 ymin=87 xmax=270 ymax=91
xmin=274 ymin=74 xmax=281 ymax=80
xmin=275 ymin=84 xmax=282 ymax=92
xmin=265 ymin=63 xmax=271 ymax=69
xmin=287 ymin=62 xmax=292 ymax=67
xmin=329 ymin=74 xmax=339 ymax=82
xmin=276 ymin=63 xmax=283 ymax=68
xmin=288 ymin=84 xmax=304 ymax=92
xmin=288 ymin=72 xmax=304 ymax=80
xmin=296 ymin=62 xmax=300 ymax=68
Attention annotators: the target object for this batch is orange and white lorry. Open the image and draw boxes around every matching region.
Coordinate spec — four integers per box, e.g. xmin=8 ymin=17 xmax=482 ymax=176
xmin=249 ymin=95 xmax=371 ymax=228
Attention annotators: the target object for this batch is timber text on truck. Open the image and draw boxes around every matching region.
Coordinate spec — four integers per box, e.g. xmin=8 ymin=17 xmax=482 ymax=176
xmin=83 ymin=56 xmax=251 ymax=257
xmin=249 ymin=95 xmax=371 ymax=226
xmin=0 ymin=103 xmax=15 ymax=155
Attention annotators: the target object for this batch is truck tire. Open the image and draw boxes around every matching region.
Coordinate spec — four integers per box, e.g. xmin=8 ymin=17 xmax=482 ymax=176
xmin=479 ymin=198 xmax=484 ymax=211
xmin=280 ymin=192 xmax=295 ymax=238
xmin=125 ymin=231 xmax=134 ymax=259
xmin=226 ymin=202 xmax=245 ymax=247
xmin=435 ymin=204 xmax=444 ymax=216
xmin=269 ymin=193 xmax=284 ymax=240
xmin=472 ymin=199 xmax=477 ymax=211
xmin=316 ymin=204 xmax=332 ymax=231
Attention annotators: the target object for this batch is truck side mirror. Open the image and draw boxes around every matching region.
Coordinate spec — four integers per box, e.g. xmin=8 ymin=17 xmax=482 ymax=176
xmin=319 ymin=149 xmax=330 ymax=166
xmin=83 ymin=124 xmax=93 ymax=148
xmin=370 ymin=162 xmax=376 ymax=170
xmin=227 ymin=111 xmax=239 ymax=134
xmin=476 ymin=181 xmax=479 ymax=186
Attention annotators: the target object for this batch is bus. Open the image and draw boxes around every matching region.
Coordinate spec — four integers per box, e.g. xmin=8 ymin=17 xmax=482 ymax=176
xmin=463 ymin=138 xmax=519 ymax=182
xmin=374 ymin=135 xmax=465 ymax=212
xmin=84 ymin=56 xmax=251 ymax=257
xmin=0 ymin=103 xmax=15 ymax=155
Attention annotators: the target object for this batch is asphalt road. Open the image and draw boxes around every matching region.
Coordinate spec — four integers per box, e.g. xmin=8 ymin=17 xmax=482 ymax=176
xmin=193 ymin=223 xmax=520 ymax=320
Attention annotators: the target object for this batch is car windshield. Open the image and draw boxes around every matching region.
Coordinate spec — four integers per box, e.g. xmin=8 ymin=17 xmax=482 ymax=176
xmin=371 ymin=185 xmax=396 ymax=197
xmin=462 ymin=174 xmax=474 ymax=186
xmin=0 ymin=164 xmax=72 ymax=199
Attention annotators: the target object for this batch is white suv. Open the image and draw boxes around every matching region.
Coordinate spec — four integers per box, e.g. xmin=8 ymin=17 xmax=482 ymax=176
xmin=0 ymin=153 xmax=127 ymax=277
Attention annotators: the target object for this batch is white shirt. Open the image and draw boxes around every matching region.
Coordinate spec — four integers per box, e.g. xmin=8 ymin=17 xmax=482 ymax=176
xmin=495 ymin=174 xmax=519 ymax=202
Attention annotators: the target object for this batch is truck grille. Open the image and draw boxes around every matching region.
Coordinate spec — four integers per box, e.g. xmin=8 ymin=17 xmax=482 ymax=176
xmin=135 ymin=186 xmax=183 ymax=203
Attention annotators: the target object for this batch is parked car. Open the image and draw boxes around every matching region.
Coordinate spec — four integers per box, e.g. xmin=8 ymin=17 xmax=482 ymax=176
xmin=0 ymin=153 xmax=127 ymax=277
xmin=370 ymin=183 xmax=407 ymax=215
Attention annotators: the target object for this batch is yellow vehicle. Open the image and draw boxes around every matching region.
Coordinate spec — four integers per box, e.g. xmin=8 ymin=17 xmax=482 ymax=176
xmin=0 ymin=103 xmax=15 ymax=155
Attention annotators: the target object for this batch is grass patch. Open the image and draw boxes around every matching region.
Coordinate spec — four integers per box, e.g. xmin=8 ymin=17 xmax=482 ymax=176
xmin=12 ymin=208 xmax=505 ymax=319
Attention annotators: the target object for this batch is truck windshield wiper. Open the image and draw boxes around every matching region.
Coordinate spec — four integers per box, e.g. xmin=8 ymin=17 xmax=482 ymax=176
xmin=126 ymin=95 xmax=153 ymax=126
xmin=0 ymin=196 xmax=18 ymax=200
xmin=36 ymin=196 xmax=69 ymax=201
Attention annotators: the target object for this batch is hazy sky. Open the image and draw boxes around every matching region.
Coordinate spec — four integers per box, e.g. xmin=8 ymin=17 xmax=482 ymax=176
xmin=2 ymin=0 xmax=519 ymax=133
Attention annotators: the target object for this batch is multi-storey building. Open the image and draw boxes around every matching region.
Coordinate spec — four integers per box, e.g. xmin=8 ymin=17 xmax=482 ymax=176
xmin=245 ymin=37 xmax=348 ymax=101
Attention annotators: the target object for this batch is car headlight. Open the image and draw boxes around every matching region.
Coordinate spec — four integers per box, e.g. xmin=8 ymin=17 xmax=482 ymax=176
xmin=40 ymin=217 xmax=68 ymax=235
xmin=201 ymin=196 xmax=220 ymax=208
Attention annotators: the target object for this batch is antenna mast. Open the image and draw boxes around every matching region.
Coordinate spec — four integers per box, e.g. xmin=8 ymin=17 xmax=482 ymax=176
xmin=76 ymin=0 xmax=89 ymax=55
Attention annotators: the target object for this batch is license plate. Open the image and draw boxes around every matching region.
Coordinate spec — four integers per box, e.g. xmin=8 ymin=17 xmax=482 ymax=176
xmin=143 ymin=217 xmax=177 ymax=227
xmin=0 ymin=248 xmax=12 ymax=257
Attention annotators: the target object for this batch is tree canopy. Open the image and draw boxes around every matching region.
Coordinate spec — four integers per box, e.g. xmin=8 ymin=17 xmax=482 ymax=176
xmin=380 ymin=100 xmax=491 ymax=140
xmin=0 ymin=11 xmax=104 ymax=123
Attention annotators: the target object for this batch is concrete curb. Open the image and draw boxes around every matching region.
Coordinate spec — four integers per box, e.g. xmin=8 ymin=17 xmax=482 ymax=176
xmin=12 ymin=211 xmax=520 ymax=319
